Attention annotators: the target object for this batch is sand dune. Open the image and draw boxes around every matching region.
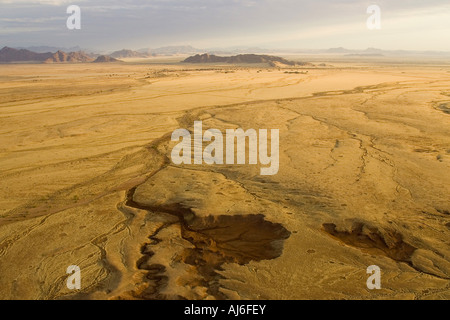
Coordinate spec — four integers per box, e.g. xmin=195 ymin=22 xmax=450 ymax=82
xmin=0 ymin=62 xmax=449 ymax=300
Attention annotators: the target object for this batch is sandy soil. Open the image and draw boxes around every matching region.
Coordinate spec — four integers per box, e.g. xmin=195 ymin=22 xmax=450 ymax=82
xmin=0 ymin=61 xmax=449 ymax=300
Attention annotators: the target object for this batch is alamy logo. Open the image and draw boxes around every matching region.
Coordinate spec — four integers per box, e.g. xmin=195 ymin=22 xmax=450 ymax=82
xmin=66 ymin=265 xmax=81 ymax=290
xmin=367 ymin=5 xmax=381 ymax=30
xmin=171 ymin=121 xmax=279 ymax=175
xmin=367 ymin=265 xmax=381 ymax=290
xmin=66 ymin=5 xmax=81 ymax=30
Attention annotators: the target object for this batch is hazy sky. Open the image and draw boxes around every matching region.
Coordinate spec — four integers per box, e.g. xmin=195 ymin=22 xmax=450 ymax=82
xmin=1 ymin=0 xmax=449 ymax=51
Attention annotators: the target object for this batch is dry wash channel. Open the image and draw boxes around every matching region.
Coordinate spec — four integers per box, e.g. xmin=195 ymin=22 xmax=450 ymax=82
xmin=113 ymin=160 xmax=291 ymax=300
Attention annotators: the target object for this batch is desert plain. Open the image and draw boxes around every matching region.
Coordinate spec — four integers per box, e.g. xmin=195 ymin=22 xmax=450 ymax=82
xmin=0 ymin=59 xmax=449 ymax=300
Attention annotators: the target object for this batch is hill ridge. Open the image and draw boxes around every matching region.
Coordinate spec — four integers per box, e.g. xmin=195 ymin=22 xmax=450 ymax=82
xmin=183 ymin=53 xmax=312 ymax=67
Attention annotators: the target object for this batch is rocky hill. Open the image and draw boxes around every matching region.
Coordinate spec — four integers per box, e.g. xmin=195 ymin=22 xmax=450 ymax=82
xmin=0 ymin=46 xmax=53 ymax=62
xmin=44 ymin=51 xmax=94 ymax=63
xmin=183 ymin=53 xmax=312 ymax=67
xmin=0 ymin=46 xmax=96 ymax=63
xmin=93 ymin=55 xmax=122 ymax=63
xmin=183 ymin=53 xmax=228 ymax=63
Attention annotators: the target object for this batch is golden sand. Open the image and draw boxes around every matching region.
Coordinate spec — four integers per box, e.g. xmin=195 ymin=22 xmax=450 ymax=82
xmin=0 ymin=62 xmax=449 ymax=299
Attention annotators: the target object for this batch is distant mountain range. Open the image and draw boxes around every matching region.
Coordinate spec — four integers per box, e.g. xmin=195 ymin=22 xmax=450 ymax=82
xmin=138 ymin=45 xmax=450 ymax=57
xmin=183 ymin=53 xmax=312 ymax=66
xmin=2 ymin=44 xmax=450 ymax=64
xmin=0 ymin=47 xmax=120 ymax=63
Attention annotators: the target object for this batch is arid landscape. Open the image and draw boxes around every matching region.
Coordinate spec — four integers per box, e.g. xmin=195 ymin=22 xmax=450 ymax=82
xmin=0 ymin=58 xmax=449 ymax=300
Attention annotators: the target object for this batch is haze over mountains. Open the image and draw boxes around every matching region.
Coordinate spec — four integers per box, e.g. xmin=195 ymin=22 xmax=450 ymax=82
xmin=137 ymin=45 xmax=200 ymax=56
xmin=110 ymin=49 xmax=149 ymax=59
xmin=17 ymin=46 xmax=85 ymax=54
xmin=138 ymin=45 xmax=450 ymax=57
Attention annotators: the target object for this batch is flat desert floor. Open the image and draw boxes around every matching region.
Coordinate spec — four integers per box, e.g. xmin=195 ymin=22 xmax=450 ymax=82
xmin=0 ymin=61 xmax=449 ymax=300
